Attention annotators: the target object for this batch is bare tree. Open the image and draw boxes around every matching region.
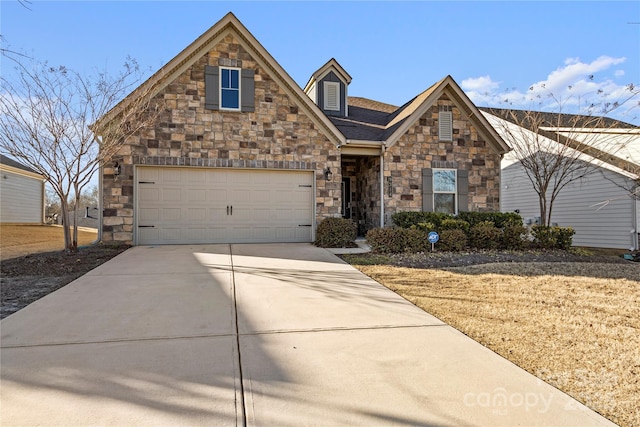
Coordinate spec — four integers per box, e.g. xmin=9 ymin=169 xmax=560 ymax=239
xmin=484 ymin=101 xmax=639 ymax=226
xmin=0 ymin=56 xmax=160 ymax=250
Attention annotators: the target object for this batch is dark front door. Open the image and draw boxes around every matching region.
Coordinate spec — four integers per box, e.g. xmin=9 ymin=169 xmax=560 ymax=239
xmin=342 ymin=177 xmax=351 ymax=219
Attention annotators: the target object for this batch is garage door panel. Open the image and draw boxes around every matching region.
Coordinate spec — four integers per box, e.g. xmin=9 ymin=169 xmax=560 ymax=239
xmin=162 ymin=208 xmax=182 ymax=222
xmin=139 ymin=188 xmax=160 ymax=202
xmin=139 ymin=208 xmax=160 ymax=222
xmin=137 ymin=167 xmax=314 ymax=245
xmin=187 ymin=208 xmax=207 ymax=222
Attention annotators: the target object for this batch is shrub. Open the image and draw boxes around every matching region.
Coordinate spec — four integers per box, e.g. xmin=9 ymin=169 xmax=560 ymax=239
xmin=366 ymin=227 xmax=407 ymax=254
xmin=457 ymin=211 xmax=523 ymax=228
xmin=531 ymin=225 xmax=575 ymax=250
xmin=314 ymin=217 xmax=357 ymax=248
xmin=438 ymin=229 xmax=468 ymax=252
xmin=501 ymin=220 xmax=528 ymax=250
xmin=469 ymin=220 xmax=501 ymax=249
xmin=391 ymin=211 xmax=450 ymax=229
xmin=554 ymin=227 xmax=575 ymax=250
xmin=413 ymin=222 xmax=435 ymax=232
xmin=530 ymin=225 xmax=573 ymax=249
xmin=404 ymin=228 xmax=431 ymax=253
xmin=439 ymin=218 xmax=470 ymax=234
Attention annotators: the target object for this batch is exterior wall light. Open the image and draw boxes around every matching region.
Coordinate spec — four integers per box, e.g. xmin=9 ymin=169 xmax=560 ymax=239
xmin=324 ymin=167 xmax=333 ymax=181
xmin=113 ymin=161 xmax=121 ymax=180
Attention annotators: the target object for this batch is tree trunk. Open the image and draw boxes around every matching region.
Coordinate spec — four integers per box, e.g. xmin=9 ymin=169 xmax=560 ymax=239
xmin=60 ymin=198 xmax=72 ymax=251
xmin=538 ymin=195 xmax=548 ymax=226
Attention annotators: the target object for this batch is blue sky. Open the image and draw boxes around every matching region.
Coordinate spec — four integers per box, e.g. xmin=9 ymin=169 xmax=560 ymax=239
xmin=2 ymin=1 xmax=639 ymax=123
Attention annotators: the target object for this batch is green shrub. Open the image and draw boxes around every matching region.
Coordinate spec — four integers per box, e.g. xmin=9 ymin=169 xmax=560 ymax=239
xmin=554 ymin=227 xmax=575 ymax=250
xmin=501 ymin=221 xmax=528 ymax=250
xmin=314 ymin=217 xmax=357 ymax=248
xmin=457 ymin=211 xmax=523 ymax=228
xmin=366 ymin=227 xmax=407 ymax=253
xmin=391 ymin=211 xmax=450 ymax=229
xmin=439 ymin=218 xmax=470 ymax=234
xmin=531 ymin=225 xmax=555 ymax=249
xmin=409 ymin=222 xmax=436 ymax=234
xmin=469 ymin=220 xmax=501 ymax=249
xmin=404 ymin=228 xmax=431 ymax=253
xmin=438 ymin=229 xmax=468 ymax=251
xmin=530 ymin=225 xmax=575 ymax=250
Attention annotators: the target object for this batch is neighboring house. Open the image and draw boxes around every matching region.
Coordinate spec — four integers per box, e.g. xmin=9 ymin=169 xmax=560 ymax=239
xmin=58 ymin=208 xmax=99 ymax=230
xmin=0 ymin=155 xmax=45 ymax=224
xmin=481 ymin=108 xmax=640 ymax=250
xmin=97 ymin=12 xmax=509 ymax=245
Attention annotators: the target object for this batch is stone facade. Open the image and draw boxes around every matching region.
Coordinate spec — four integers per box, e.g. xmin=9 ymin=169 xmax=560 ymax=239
xmin=102 ymin=34 xmax=341 ymax=243
xmin=383 ymin=99 xmax=501 ymax=221
xmin=341 ymin=98 xmax=502 ymax=233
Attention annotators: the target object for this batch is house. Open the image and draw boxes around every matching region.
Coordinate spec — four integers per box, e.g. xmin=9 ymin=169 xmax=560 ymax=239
xmin=0 ymin=155 xmax=45 ymax=224
xmin=481 ymin=108 xmax=640 ymax=250
xmin=97 ymin=12 xmax=509 ymax=245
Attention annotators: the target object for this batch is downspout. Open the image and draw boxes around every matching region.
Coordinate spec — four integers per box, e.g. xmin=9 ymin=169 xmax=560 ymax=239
xmin=380 ymin=146 xmax=385 ymax=228
xmin=41 ymin=179 xmax=46 ymax=224
xmin=97 ymin=162 xmax=103 ymax=244
xmin=632 ymin=192 xmax=638 ymax=251
xmin=95 ymin=135 xmax=103 ymax=245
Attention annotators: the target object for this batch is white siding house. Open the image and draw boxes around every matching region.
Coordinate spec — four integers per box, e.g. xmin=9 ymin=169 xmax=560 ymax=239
xmin=483 ymin=112 xmax=640 ymax=250
xmin=0 ymin=155 xmax=45 ymax=224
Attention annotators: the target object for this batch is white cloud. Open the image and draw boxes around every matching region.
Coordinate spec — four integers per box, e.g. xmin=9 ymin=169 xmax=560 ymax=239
xmin=461 ymin=75 xmax=500 ymax=92
xmin=463 ymin=56 xmax=639 ymax=124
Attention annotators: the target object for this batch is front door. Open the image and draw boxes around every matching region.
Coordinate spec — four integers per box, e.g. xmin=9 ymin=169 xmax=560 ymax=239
xmin=342 ymin=177 xmax=351 ymax=219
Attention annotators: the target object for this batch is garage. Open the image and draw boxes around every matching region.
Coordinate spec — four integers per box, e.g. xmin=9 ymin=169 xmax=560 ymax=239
xmin=136 ymin=167 xmax=314 ymax=245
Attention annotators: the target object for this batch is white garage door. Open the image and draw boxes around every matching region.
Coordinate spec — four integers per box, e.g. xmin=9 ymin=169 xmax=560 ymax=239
xmin=136 ymin=167 xmax=314 ymax=245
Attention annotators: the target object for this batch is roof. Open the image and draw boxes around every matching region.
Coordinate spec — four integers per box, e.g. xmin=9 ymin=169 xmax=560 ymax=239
xmin=97 ymin=12 xmax=345 ymax=147
xmin=479 ymin=107 xmax=637 ymax=130
xmin=0 ymin=155 xmax=41 ymax=175
xmin=480 ymin=109 xmax=640 ymax=178
xmin=303 ymin=58 xmax=352 ymax=93
xmin=330 ymin=76 xmax=511 ymax=155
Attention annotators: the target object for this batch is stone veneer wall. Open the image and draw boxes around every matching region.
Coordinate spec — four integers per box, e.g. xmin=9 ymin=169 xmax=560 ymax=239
xmin=102 ymin=34 xmax=341 ymax=243
xmin=383 ymin=98 xmax=501 ymax=222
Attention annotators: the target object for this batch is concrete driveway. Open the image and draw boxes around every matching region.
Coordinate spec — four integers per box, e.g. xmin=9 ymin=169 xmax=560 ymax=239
xmin=1 ymin=244 xmax=615 ymax=426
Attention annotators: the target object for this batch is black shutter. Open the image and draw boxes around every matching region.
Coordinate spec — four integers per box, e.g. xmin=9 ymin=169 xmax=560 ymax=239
xmin=241 ymin=69 xmax=255 ymax=112
xmin=204 ymin=65 xmax=219 ymax=110
xmin=422 ymin=168 xmax=433 ymax=212
xmin=458 ymin=169 xmax=469 ymax=212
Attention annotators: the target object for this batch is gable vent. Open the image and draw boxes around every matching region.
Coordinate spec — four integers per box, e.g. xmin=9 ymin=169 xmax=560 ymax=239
xmin=324 ymin=81 xmax=340 ymax=111
xmin=439 ymin=106 xmax=453 ymax=141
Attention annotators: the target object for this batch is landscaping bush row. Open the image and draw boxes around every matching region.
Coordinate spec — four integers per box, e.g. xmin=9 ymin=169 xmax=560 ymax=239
xmin=391 ymin=210 xmax=522 ymax=229
xmin=365 ymin=211 xmax=575 ymax=253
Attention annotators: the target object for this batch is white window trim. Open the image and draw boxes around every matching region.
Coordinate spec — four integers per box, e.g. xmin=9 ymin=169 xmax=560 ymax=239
xmin=323 ymin=81 xmax=340 ymax=111
xmin=220 ymin=66 xmax=241 ymax=111
xmin=433 ymin=168 xmax=457 ymax=214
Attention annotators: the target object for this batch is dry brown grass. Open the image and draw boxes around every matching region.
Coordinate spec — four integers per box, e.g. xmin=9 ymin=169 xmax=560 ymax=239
xmin=0 ymin=225 xmax=98 ymax=260
xmin=356 ymin=262 xmax=640 ymax=427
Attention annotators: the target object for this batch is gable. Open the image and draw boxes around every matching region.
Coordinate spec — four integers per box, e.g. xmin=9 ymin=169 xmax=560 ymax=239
xmin=383 ymin=77 xmax=510 ymax=155
xmin=97 ymin=12 xmax=344 ymax=147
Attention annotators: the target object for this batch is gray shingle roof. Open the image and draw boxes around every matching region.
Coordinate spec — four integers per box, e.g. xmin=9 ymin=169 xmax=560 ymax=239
xmin=0 ymin=155 xmax=40 ymax=175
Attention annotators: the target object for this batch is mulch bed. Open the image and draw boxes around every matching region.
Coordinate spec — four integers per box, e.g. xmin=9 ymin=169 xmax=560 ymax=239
xmin=1 ymin=244 xmax=130 ymax=319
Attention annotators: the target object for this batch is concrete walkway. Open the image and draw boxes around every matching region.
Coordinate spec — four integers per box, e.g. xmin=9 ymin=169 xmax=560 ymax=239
xmin=1 ymin=244 xmax=615 ymax=426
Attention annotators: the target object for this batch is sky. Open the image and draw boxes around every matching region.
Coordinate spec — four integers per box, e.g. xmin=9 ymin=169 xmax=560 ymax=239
xmin=1 ymin=1 xmax=639 ymax=124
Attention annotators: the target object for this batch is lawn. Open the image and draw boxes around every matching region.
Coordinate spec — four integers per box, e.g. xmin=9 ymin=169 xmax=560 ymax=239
xmin=352 ymin=260 xmax=639 ymax=427
xmin=0 ymin=224 xmax=98 ymax=261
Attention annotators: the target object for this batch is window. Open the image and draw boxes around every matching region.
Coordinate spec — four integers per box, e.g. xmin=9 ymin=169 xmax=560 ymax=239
xmin=324 ymin=81 xmax=340 ymax=111
xmin=433 ymin=169 xmax=456 ymax=214
xmin=439 ymin=105 xmax=453 ymax=141
xmin=205 ymin=66 xmax=255 ymax=112
xmin=220 ymin=67 xmax=240 ymax=110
